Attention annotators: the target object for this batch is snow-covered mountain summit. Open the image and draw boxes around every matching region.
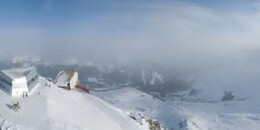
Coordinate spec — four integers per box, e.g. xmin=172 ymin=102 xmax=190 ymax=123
xmin=0 ymin=77 xmax=151 ymax=130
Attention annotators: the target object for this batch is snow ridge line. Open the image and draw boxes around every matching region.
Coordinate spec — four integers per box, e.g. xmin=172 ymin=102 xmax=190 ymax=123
xmin=0 ymin=115 xmax=17 ymax=130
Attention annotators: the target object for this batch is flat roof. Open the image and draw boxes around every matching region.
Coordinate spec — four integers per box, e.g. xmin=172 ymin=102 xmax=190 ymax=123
xmin=1 ymin=67 xmax=36 ymax=80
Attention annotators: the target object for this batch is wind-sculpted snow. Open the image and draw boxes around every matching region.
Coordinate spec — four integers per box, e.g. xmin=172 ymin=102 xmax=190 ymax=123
xmin=0 ymin=115 xmax=17 ymax=130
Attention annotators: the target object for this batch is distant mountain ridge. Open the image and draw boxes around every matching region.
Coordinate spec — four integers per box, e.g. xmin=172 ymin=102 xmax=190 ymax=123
xmin=0 ymin=57 xmax=192 ymax=100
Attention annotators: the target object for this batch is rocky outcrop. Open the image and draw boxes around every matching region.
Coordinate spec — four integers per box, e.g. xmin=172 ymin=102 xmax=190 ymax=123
xmin=128 ymin=112 xmax=163 ymax=130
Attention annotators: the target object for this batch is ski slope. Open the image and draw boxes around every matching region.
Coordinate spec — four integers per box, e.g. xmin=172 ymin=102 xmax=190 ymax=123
xmin=0 ymin=77 xmax=148 ymax=130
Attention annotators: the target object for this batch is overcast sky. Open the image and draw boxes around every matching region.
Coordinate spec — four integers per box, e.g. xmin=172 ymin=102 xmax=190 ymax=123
xmin=2 ymin=0 xmax=260 ymax=97
xmin=0 ymin=0 xmax=260 ymax=67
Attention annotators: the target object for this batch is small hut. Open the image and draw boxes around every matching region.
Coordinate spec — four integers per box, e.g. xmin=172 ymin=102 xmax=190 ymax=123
xmin=54 ymin=70 xmax=79 ymax=90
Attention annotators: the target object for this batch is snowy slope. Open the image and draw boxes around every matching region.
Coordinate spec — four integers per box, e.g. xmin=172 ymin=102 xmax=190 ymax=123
xmin=1 ymin=74 xmax=260 ymax=130
xmin=173 ymin=99 xmax=260 ymax=130
xmin=93 ymin=87 xmax=260 ymax=130
xmin=0 ymin=77 xmax=148 ymax=130
xmin=92 ymin=87 xmax=164 ymax=114
xmin=92 ymin=87 xmax=184 ymax=129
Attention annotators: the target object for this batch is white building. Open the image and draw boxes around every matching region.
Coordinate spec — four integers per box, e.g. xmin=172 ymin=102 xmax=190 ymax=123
xmin=0 ymin=67 xmax=39 ymax=97
xmin=54 ymin=70 xmax=79 ymax=90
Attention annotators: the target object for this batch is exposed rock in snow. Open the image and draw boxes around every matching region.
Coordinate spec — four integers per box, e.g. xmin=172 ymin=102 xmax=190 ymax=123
xmin=128 ymin=112 xmax=163 ymax=130
xmin=92 ymin=87 xmax=166 ymax=129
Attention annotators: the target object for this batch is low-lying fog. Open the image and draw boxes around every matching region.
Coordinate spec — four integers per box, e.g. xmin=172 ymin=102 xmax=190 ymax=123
xmin=1 ymin=0 xmax=260 ymax=98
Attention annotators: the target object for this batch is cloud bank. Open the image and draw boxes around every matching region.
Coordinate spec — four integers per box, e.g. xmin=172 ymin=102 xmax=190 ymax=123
xmin=1 ymin=0 xmax=260 ymax=96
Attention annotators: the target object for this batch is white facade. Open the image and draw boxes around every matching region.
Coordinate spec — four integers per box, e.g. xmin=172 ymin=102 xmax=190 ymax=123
xmin=0 ymin=67 xmax=39 ymax=97
xmin=11 ymin=77 xmax=28 ymax=97
xmin=69 ymin=72 xmax=79 ymax=89
xmin=54 ymin=70 xmax=79 ymax=90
